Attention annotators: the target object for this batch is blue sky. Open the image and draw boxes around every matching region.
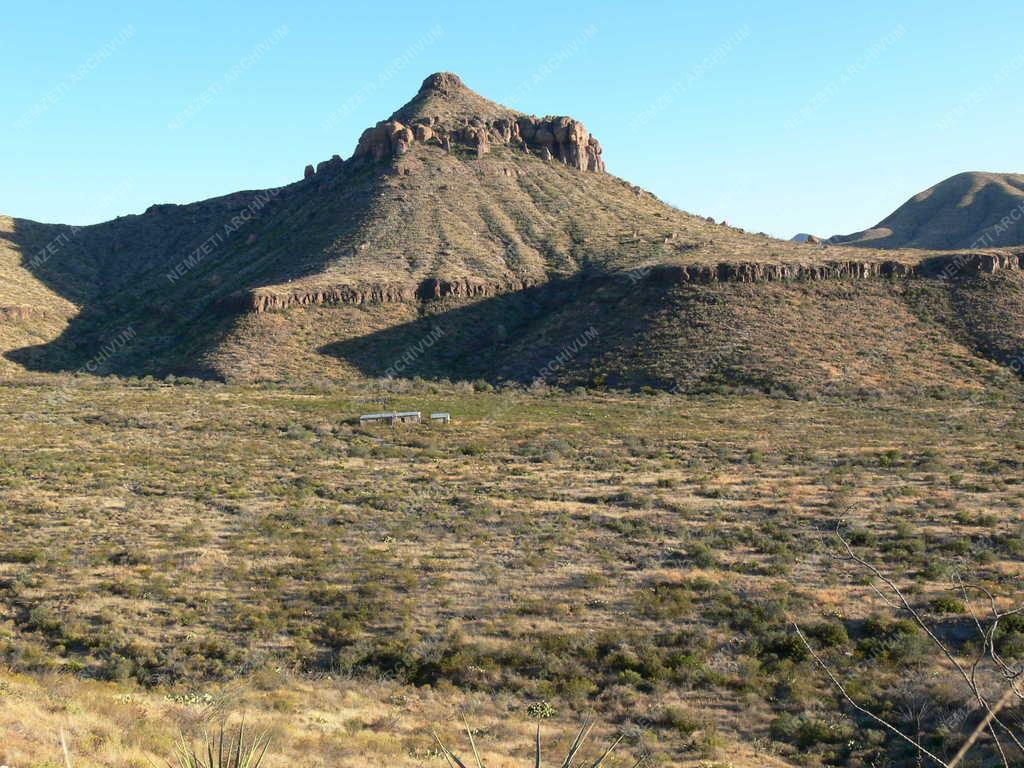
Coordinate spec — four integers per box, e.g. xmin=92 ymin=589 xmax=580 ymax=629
xmin=2 ymin=1 xmax=1022 ymax=238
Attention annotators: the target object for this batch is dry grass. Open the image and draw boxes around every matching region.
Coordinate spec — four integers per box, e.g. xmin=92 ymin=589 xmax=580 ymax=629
xmin=0 ymin=670 xmax=667 ymax=768
xmin=0 ymin=668 xmax=788 ymax=767
xmin=0 ymin=374 xmax=1021 ymax=765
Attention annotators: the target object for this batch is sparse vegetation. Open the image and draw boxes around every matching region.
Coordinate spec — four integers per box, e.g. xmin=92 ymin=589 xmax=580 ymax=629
xmin=0 ymin=374 xmax=1021 ymax=766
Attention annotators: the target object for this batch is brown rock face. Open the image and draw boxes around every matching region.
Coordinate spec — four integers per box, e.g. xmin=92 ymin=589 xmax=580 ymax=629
xmin=642 ymin=252 xmax=1024 ymax=287
xmin=351 ymin=113 xmax=606 ymax=171
xmin=391 ymin=124 xmax=414 ymax=156
xmin=354 ymin=121 xmax=406 ymax=161
xmin=231 ymin=276 xmax=541 ymax=314
xmin=347 ymin=73 xmax=606 ymax=172
xmin=419 ymin=71 xmax=465 ymax=95
xmin=415 ymin=277 xmax=537 ymax=300
xmin=236 ymin=283 xmax=414 ymax=313
xmin=919 ymin=250 xmax=1024 ymax=276
xmin=315 ymin=154 xmax=345 ymax=176
xmin=224 ymin=250 xmax=1024 ymax=317
xmin=586 ymin=135 xmax=604 ymax=172
xmin=303 ymin=164 xmax=315 ymax=180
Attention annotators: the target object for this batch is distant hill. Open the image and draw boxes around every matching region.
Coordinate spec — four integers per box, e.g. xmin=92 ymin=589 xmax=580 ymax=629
xmin=791 ymin=233 xmax=821 ymax=244
xmin=1 ymin=75 xmax=1023 ymax=394
xmin=830 ymin=172 xmax=1024 ymax=249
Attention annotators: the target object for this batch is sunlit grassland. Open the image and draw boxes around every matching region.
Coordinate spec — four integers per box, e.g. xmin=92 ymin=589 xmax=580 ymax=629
xmin=1 ymin=373 xmax=1022 ymax=766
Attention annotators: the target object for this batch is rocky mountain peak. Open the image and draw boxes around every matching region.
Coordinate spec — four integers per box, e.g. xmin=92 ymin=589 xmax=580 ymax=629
xmin=418 ymin=71 xmax=466 ymax=95
xmin=337 ymin=72 xmax=606 ymax=173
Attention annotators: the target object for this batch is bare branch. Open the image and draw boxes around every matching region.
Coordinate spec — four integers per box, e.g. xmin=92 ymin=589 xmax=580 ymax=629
xmin=948 ymin=685 xmax=1019 ymax=768
xmin=834 ymin=524 xmax=1024 ymax=754
xmin=793 ymin=622 xmax=950 ymax=767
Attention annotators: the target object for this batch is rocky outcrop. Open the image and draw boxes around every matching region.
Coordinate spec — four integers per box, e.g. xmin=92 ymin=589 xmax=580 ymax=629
xmin=511 ymin=115 xmax=604 ymax=171
xmin=301 ymin=155 xmax=345 ymax=180
xmin=319 ymin=155 xmax=345 ymax=175
xmin=231 ymin=283 xmax=414 ymax=314
xmin=351 ymin=113 xmax=604 ymax=172
xmin=353 ymin=121 xmax=415 ymax=162
xmin=643 ymin=251 xmax=1024 ymax=287
xmin=227 ymin=275 xmax=543 ymax=315
xmin=350 ymin=113 xmax=605 ymax=171
xmin=312 ymin=72 xmax=606 ymax=177
xmin=227 ymin=252 xmax=1024 ymax=316
xmin=918 ymin=251 xmax=1024 ymax=276
xmin=643 ymin=260 xmax=915 ymax=286
xmin=415 ymin=276 xmax=538 ymax=300
xmin=419 ymin=71 xmax=464 ymax=95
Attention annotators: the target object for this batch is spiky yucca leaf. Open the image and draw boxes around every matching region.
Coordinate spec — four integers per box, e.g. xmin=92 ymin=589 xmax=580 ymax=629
xmin=172 ymin=722 xmax=271 ymax=768
xmin=432 ymin=717 xmax=645 ymax=768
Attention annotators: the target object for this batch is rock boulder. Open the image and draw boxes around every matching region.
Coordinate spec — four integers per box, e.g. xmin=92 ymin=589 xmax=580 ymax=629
xmin=348 ymin=106 xmax=606 ymax=172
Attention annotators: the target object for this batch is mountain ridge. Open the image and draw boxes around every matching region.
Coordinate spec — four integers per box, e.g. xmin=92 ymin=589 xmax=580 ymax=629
xmin=830 ymin=171 xmax=1024 ymax=249
xmin=1 ymin=74 xmax=1023 ymax=393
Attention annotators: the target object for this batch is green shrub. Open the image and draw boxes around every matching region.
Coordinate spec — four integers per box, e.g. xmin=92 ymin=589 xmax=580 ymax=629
xmin=928 ymin=597 xmax=966 ymax=614
xmin=659 ymin=705 xmax=707 ymax=736
xmin=770 ymin=713 xmax=852 ymax=749
xmin=806 ymin=621 xmax=849 ymax=647
xmin=996 ymin=613 xmax=1024 ymax=659
xmin=689 ymin=543 xmax=717 ymax=569
xmin=759 ymin=631 xmax=809 ymax=664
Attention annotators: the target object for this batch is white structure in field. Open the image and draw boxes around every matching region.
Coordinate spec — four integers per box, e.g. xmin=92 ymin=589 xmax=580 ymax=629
xmin=358 ymin=410 xmax=452 ymax=425
xmin=359 ymin=411 xmax=421 ymax=425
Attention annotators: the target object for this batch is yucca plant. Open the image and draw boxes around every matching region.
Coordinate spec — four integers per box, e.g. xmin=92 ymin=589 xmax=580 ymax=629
xmin=171 ymin=722 xmax=271 ymax=768
xmin=431 ymin=716 xmax=647 ymax=768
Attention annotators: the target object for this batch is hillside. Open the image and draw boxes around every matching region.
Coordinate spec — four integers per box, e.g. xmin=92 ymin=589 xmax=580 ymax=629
xmin=1 ymin=76 xmax=1023 ymax=394
xmin=830 ymin=171 xmax=1024 ymax=249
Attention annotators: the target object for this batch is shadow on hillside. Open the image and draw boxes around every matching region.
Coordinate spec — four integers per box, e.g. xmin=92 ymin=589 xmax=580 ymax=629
xmin=320 ymin=273 xmax=664 ymax=387
xmin=0 ymin=214 xmax=232 ymax=378
xmin=0 ymin=168 xmax=385 ymax=378
xmin=2 ymin=197 xmax=653 ymax=385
